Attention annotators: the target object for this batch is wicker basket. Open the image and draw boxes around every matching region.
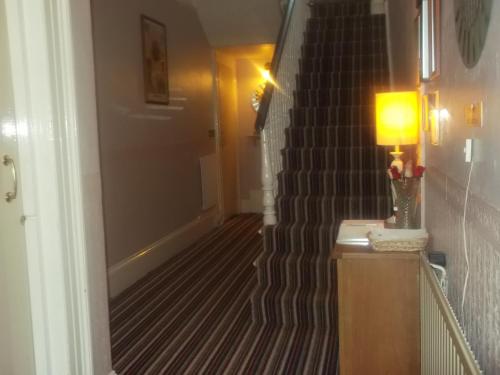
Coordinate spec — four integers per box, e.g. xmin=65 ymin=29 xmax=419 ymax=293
xmin=368 ymin=230 xmax=428 ymax=252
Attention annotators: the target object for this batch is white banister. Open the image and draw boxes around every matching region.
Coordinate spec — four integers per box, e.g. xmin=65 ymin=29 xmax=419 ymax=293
xmin=261 ymin=129 xmax=277 ymax=225
xmin=259 ymin=0 xmax=310 ymax=226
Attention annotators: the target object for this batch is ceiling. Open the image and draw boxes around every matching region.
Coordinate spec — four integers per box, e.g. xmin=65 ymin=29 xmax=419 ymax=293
xmin=176 ymin=0 xmax=283 ymax=47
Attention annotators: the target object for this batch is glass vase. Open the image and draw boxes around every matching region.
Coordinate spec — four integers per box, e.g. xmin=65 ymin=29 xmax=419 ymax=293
xmin=393 ymin=178 xmax=420 ymax=229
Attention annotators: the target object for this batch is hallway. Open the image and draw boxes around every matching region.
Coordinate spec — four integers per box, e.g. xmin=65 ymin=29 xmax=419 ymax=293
xmin=110 ymin=215 xmax=338 ymax=374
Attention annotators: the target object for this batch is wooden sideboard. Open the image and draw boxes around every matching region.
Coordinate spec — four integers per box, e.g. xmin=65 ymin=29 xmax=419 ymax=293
xmin=332 ymin=244 xmax=420 ymax=375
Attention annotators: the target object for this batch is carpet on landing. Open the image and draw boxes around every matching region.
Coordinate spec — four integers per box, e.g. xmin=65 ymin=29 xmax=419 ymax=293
xmin=109 ymin=214 xmax=338 ymax=374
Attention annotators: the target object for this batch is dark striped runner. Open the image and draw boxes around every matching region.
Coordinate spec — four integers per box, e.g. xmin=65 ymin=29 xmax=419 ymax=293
xmin=110 ymin=214 xmax=338 ymax=374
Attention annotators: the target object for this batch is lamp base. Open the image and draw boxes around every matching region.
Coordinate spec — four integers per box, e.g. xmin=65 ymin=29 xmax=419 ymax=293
xmin=389 ymin=150 xmax=404 ymax=171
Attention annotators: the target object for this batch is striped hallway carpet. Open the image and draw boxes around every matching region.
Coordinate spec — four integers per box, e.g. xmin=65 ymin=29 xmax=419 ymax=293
xmin=110 ymin=214 xmax=338 ymax=374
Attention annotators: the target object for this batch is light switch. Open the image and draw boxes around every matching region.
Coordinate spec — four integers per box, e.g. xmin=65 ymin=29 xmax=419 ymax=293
xmin=465 ymin=102 xmax=483 ymax=128
xmin=464 ymin=139 xmax=473 ymax=163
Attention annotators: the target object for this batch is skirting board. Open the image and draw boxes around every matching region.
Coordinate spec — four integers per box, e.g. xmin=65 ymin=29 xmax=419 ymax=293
xmin=107 ymin=210 xmax=219 ymax=298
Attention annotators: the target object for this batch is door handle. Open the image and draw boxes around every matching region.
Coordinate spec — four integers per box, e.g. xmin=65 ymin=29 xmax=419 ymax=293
xmin=3 ymin=155 xmax=17 ymax=203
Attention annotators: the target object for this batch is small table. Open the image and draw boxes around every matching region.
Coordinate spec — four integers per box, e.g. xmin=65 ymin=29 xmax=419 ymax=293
xmin=331 ymin=244 xmax=420 ymax=375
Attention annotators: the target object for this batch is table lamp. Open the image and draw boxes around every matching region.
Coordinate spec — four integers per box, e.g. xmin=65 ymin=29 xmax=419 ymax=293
xmin=375 ymin=91 xmax=419 ymax=171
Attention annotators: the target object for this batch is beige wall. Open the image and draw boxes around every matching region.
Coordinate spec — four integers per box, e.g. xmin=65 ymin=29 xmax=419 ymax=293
xmin=386 ymin=1 xmax=500 ymax=372
xmin=92 ymin=0 xmax=216 ymax=266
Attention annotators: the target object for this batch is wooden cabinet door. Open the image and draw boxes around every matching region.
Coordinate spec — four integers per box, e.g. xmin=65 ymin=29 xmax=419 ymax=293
xmin=337 ymin=255 xmax=420 ymax=375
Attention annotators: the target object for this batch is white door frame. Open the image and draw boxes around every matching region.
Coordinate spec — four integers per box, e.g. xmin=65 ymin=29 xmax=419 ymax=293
xmin=211 ymin=51 xmax=225 ymax=224
xmin=4 ymin=0 xmax=112 ymax=374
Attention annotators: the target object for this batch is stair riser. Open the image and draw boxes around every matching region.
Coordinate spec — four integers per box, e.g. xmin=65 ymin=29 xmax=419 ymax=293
xmin=293 ymin=89 xmax=376 ymax=107
xmin=306 ymin=14 xmax=385 ymax=31
xmin=277 ymin=171 xmax=391 ymax=196
xmin=306 ymin=23 xmax=386 ymax=35
xmin=311 ymin=3 xmax=371 ymax=18
xmin=281 ymin=147 xmax=389 ymax=171
xmin=264 ymin=222 xmax=341 ymax=256
xmin=290 ymin=106 xmax=376 ymax=127
xmin=302 ymin=41 xmax=387 ymax=58
xmin=304 ymin=29 xmax=386 ymax=44
xmin=285 ymin=126 xmax=375 ymax=148
xmin=296 ymin=72 xmax=389 ymax=91
xmin=277 ymin=196 xmax=393 ymax=225
xmin=299 ymin=55 xmax=387 ymax=73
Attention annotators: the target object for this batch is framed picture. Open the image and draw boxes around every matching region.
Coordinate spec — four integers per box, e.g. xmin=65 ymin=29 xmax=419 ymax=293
xmin=429 ymin=0 xmax=441 ymax=78
xmin=418 ymin=0 xmax=440 ymax=81
xmin=141 ymin=15 xmax=169 ymax=105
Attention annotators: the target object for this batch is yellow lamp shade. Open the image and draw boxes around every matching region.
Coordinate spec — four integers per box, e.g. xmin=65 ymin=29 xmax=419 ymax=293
xmin=375 ymin=91 xmax=419 ymax=146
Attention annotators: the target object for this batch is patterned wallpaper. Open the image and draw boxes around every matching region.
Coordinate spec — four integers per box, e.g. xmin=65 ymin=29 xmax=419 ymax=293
xmin=426 ymin=167 xmax=500 ymax=374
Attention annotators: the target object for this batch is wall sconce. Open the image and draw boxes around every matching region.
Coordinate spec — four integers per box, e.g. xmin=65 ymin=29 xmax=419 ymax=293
xmin=251 ymin=62 xmax=271 ymax=112
xmin=375 ymin=91 xmax=419 ymax=170
xmin=422 ymin=91 xmax=446 ymax=146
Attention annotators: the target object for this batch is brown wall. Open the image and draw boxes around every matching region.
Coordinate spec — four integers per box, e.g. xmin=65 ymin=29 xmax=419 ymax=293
xmin=92 ymin=0 xmax=216 ymax=266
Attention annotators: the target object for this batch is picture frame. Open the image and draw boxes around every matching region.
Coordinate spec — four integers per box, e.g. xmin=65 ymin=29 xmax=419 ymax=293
xmin=418 ymin=0 xmax=440 ymax=81
xmin=141 ymin=15 xmax=169 ymax=105
xmin=429 ymin=0 xmax=441 ymax=79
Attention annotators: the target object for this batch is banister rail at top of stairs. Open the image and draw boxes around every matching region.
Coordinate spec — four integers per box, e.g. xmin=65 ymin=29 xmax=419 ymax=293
xmin=254 ymin=0 xmax=297 ymax=133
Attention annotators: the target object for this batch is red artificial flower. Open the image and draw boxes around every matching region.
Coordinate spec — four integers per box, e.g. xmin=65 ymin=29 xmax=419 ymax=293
xmin=414 ymin=165 xmax=426 ymax=178
xmin=390 ymin=166 xmax=401 ymax=180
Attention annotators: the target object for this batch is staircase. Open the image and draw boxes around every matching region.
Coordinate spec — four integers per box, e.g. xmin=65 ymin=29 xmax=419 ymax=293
xmin=252 ymin=1 xmax=392 ymax=329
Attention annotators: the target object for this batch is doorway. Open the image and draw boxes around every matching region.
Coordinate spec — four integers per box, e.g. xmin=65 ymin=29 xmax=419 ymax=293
xmin=214 ymin=44 xmax=275 ymax=219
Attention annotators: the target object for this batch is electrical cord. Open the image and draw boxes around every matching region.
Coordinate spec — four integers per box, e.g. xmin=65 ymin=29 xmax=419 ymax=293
xmin=461 ymin=161 xmax=474 ymax=315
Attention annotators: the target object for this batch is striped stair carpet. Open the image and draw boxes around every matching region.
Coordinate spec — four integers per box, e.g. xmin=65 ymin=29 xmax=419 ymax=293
xmin=110 ymin=214 xmax=337 ymax=374
xmin=250 ymin=0 xmax=392 ymax=330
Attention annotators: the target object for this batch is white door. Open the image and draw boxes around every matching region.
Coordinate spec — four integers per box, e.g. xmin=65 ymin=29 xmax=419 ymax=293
xmin=0 ymin=1 xmax=36 ymax=373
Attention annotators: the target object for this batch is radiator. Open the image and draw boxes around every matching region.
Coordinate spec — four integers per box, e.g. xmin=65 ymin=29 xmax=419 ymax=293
xmin=420 ymin=256 xmax=482 ymax=375
xmin=200 ymin=153 xmax=218 ymax=210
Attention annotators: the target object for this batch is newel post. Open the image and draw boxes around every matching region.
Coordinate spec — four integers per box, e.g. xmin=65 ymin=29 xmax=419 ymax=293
xmin=261 ymin=129 xmax=277 ymax=226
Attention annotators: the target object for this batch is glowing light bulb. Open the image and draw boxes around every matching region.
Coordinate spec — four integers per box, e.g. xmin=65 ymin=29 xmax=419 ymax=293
xmin=261 ymin=69 xmax=271 ymax=82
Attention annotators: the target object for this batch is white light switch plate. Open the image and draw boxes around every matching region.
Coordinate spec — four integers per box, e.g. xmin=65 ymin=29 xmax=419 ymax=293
xmin=464 ymin=139 xmax=473 ymax=163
